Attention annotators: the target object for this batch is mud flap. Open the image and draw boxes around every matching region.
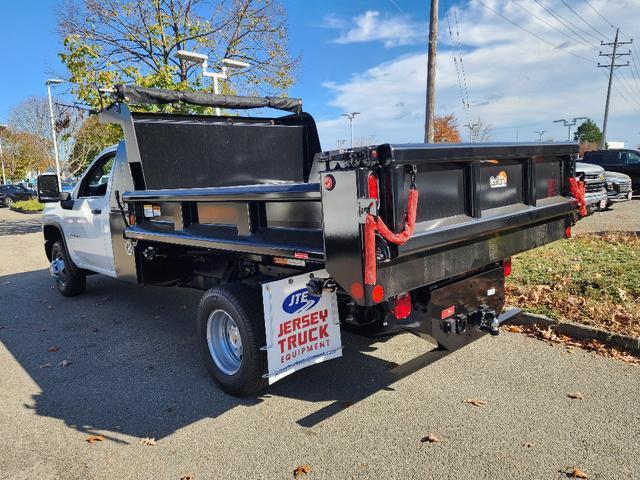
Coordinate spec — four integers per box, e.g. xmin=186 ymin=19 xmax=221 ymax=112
xmin=262 ymin=270 xmax=342 ymax=384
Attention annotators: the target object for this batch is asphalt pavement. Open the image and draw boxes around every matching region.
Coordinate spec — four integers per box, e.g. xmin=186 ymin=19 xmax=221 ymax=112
xmin=0 ymin=205 xmax=638 ymax=479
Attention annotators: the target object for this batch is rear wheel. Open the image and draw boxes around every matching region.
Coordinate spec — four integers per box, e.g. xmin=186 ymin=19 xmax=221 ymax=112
xmin=196 ymin=284 xmax=267 ymax=396
xmin=4 ymin=197 xmax=14 ymax=208
xmin=50 ymin=240 xmax=86 ymax=297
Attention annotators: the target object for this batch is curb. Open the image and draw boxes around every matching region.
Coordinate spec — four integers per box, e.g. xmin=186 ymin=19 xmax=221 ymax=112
xmin=505 ymin=310 xmax=640 ymax=356
xmin=9 ymin=208 xmax=42 ymax=215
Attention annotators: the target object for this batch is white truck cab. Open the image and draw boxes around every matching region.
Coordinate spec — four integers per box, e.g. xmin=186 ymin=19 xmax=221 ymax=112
xmin=41 ymin=143 xmax=136 ymax=294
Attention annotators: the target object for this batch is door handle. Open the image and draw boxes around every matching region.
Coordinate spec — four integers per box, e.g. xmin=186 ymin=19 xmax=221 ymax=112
xmin=91 ymin=209 xmax=102 ymax=215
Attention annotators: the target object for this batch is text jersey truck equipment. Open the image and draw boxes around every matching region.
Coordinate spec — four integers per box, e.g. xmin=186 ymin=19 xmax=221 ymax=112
xmin=37 ymin=86 xmax=582 ymax=395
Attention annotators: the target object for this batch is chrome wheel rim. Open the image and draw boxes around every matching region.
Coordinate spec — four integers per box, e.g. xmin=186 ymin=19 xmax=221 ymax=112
xmin=50 ymin=252 xmax=67 ymax=288
xmin=206 ymin=310 xmax=243 ymax=375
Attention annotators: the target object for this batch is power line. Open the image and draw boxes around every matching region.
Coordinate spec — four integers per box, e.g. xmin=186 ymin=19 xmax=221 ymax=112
xmin=532 ymin=0 xmax=600 ymax=51
xmin=580 ymin=0 xmax=615 ymax=29
xmin=454 ymin=10 xmax=473 ymax=123
xmin=511 ymin=1 xmax=595 ymax=51
xmin=445 ymin=10 xmax=470 ymax=123
xmin=474 ymin=0 xmax=596 ymax=64
xmin=614 ymin=70 xmax=640 ymax=109
xmin=559 ymin=0 xmax=611 ymax=41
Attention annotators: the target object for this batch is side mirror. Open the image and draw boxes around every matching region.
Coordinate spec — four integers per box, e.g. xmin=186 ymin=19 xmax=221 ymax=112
xmin=60 ymin=191 xmax=74 ymax=210
xmin=37 ymin=174 xmax=61 ymax=203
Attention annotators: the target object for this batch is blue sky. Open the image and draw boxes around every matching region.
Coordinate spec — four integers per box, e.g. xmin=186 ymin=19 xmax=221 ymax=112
xmin=1 ymin=0 xmax=639 ymax=149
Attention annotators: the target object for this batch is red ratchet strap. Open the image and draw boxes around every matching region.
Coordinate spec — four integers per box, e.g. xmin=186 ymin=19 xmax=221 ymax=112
xmin=364 ymin=187 xmax=419 ymax=286
xmin=569 ymin=177 xmax=587 ymax=217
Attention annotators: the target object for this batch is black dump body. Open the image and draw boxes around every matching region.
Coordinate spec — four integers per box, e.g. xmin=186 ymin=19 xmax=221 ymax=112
xmin=100 ymin=89 xmax=578 ymax=309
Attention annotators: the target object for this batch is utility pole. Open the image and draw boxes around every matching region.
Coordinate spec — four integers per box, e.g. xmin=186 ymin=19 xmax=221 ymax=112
xmin=464 ymin=122 xmax=478 ymax=143
xmin=553 ymin=117 xmax=587 ymax=141
xmin=598 ymin=28 xmax=631 ymax=149
xmin=341 ymin=112 xmax=360 ymax=148
xmin=424 ymin=0 xmax=439 ymax=143
xmin=534 ymin=130 xmax=547 ymax=142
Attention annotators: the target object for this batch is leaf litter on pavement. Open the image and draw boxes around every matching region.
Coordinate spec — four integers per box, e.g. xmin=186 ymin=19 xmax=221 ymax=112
xmin=563 ymin=466 xmax=589 ymax=478
xmin=86 ymin=435 xmax=104 ymax=444
xmin=503 ymin=324 xmax=639 ymax=365
xmin=463 ymin=398 xmax=488 ymax=407
xmin=293 ymin=465 xmax=311 ymax=479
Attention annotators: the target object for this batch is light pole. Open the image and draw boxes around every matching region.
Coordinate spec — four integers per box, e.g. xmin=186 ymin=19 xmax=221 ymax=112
xmin=175 ymin=50 xmax=250 ymax=116
xmin=553 ymin=117 xmax=587 ymax=141
xmin=46 ymin=79 xmax=64 ymax=188
xmin=0 ymin=124 xmax=7 ymax=184
xmin=534 ymin=130 xmax=547 ymax=142
xmin=341 ymin=112 xmax=360 ymax=148
xmin=464 ymin=123 xmax=479 ymax=143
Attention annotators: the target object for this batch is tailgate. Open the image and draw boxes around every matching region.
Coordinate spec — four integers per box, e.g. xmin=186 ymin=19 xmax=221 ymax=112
xmin=321 ymin=142 xmax=579 ymax=306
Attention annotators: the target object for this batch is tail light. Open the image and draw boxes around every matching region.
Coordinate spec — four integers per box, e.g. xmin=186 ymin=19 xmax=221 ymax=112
xmin=368 ymin=172 xmax=379 ymax=199
xmin=565 ymin=226 xmax=571 ymax=238
xmin=129 ymin=212 xmax=136 ymax=225
xmin=393 ymin=292 xmax=412 ymax=319
xmin=503 ymin=257 xmax=512 ymax=277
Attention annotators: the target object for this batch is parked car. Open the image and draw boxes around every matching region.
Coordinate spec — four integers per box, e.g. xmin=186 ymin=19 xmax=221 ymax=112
xmin=604 ymin=171 xmax=633 ymax=206
xmin=0 ymin=184 xmax=36 ymax=207
xmin=583 ymin=149 xmax=640 ymax=193
xmin=575 ymin=162 xmax=608 ymax=215
xmin=60 ymin=181 xmax=76 ymax=193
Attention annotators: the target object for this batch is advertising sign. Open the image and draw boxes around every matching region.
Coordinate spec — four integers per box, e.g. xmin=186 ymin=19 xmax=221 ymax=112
xmin=262 ymin=270 xmax=342 ymax=384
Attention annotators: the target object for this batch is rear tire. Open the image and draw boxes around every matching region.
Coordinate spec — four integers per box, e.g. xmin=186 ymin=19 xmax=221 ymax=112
xmin=196 ymin=284 xmax=267 ymax=396
xmin=5 ymin=197 xmax=14 ymax=208
xmin=50 ymin=240 xmax=86 ymax=297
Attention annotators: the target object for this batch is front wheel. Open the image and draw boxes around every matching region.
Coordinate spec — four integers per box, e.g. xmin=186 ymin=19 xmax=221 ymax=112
xmin=196 ymin=284 xmax=267 ymax=396
xmin=50 ymin=240 xmax=86 ymax=297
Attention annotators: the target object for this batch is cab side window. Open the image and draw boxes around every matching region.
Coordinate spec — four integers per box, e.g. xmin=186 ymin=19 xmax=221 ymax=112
xmin=80 ymin=155 xmax=115 ymax=198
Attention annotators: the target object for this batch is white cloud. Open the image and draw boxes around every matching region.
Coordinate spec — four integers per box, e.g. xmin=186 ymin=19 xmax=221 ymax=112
xmin=326 ymin=10 xmax=425 ymax=48
xmin=317 ymin=0 xmax=640 ymax=148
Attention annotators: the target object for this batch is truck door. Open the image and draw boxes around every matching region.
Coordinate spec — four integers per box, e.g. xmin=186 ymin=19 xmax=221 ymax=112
xmin=65 ymin=153 xmax=117 ymax=276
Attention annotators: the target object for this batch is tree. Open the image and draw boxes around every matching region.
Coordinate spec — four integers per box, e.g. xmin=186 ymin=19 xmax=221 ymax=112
xmin=0 ymin=129 xmax=51 ymax=182
xmin=433 ymin=114 xmax=462 ymax=143
xmin=67 ymin=117 xmax=122 ymax=175
xmin=9 ymin=96 xmax=88 ymax=175
xmin=469 ymin=117 xmax=493 ymax=143
xmin=57 ymin=0 xmax=298 ymax=109
xmin=574 ymin=119 xmax=602 ymax=146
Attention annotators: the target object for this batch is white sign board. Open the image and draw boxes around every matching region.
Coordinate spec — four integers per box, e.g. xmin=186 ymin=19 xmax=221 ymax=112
xmin=262 ymin=270 xmax=342 ymax=384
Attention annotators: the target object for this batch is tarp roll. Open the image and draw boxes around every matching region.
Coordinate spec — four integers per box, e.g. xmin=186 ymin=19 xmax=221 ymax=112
xmin=113 ymin=85 xmax=303 ymax=114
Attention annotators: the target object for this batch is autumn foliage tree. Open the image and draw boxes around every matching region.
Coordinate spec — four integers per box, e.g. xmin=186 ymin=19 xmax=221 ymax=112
xmin=57 ymin=0 xmax=298 ymax=109
xmin=433 ymin=114 xmax=462 ymax=143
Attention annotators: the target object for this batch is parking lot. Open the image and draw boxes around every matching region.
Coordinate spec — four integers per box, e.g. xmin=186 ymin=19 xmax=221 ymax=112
xmin=0 ymin=205 xmax=638 ymax=479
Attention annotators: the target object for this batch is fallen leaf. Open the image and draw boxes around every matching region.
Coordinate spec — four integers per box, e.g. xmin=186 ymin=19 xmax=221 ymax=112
xmin=567 ymin=392 xmax=583 ymax=400
xmin=39 ymin=363 xmax=51 ymax=369
xmin=523 ymin=443 xmax=534 ymax=448
xmin=505 ymin=325 xmax=524 ymax=333
xmin=464 ymin=398 xmax=488 ymax=407
xmin=420 ymin=433 xmax=440 ymax=443
xmin=293 ymin=465 xmax=311 ymax=479
xmin=86 ymin=435 xmax=104 ymax=444
xmin=139 ymin=437 xmax=156 ymax=446
xmin=47 ymin=305 xmax=54 ymax=310
xmin=180 ymin=476 xmax=194 ymax=480
xmin=47 ymin=345 xmax=59 ymax=353
xmin=59 ymin=360 xmax=71 ymax=367
xmin=563 ymin=466 xmax=588 ymax=478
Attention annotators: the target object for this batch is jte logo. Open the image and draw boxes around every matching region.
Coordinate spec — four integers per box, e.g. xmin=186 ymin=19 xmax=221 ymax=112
xmin=282 ymin=288 xmax=321 ymax=314
xmin=489 ymin=171 xmax=508 ymax=188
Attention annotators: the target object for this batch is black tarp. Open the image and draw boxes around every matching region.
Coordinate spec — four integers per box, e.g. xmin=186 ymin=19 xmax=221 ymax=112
xmin=114 ymin=85 xmax=303 ymax=113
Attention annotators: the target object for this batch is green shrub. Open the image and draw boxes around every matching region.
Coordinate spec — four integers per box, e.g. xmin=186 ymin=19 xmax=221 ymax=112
xmin=10 ymin=199 xmax=45 ymax=212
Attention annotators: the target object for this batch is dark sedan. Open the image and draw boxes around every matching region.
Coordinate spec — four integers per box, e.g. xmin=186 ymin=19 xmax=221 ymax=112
xmin=0 ymin=184 xmax=36 ymax=207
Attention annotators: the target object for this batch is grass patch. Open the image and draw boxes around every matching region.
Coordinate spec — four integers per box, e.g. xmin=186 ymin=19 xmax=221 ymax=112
xmin=506 ymin=233 xmax=640 ymax=337
xmin=10 ymin=199 xmax=44 ymax=213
